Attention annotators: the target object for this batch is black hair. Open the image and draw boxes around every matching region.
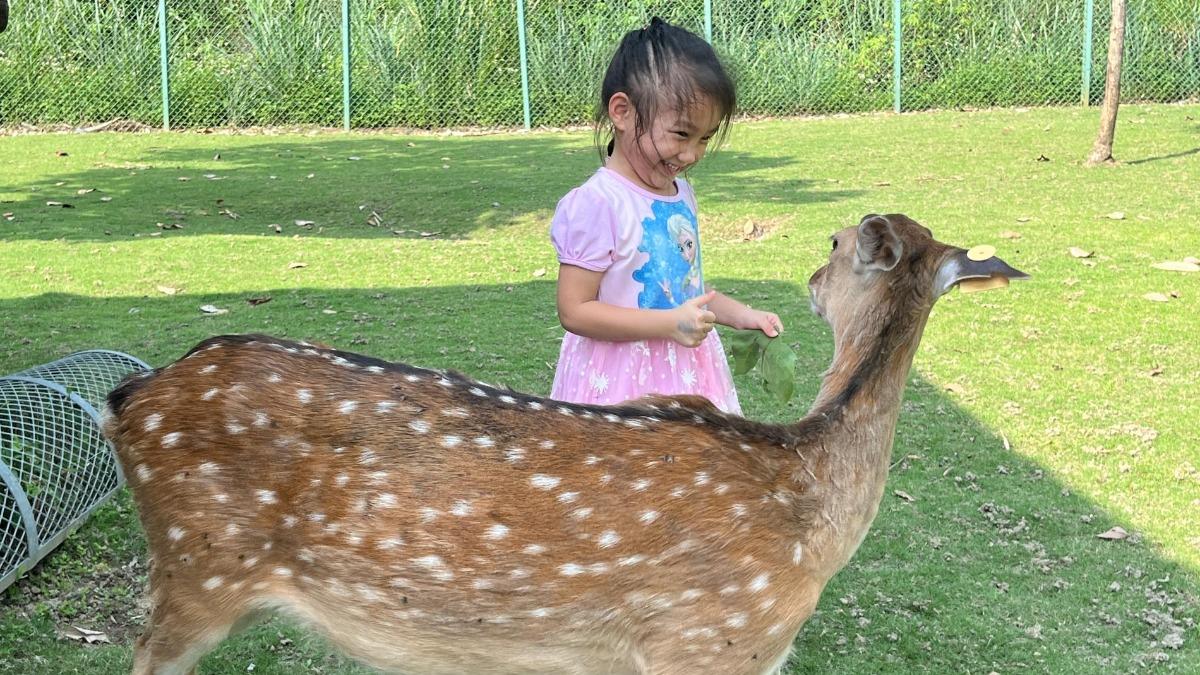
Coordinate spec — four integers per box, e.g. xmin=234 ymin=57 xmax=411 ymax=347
xmin=595 ymin=17 xmax=736 ymax=160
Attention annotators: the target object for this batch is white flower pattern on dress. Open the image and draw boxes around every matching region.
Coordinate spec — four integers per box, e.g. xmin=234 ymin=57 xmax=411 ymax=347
xmin=590 ymin=372 xmax=609 ymax=394
xmin=680 ymin=368 xmax=697 ymax=388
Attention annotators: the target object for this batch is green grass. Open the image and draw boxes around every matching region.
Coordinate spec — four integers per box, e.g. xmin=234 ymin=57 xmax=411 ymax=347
xmin=1 ymin=104 xmax=1198 ymax=672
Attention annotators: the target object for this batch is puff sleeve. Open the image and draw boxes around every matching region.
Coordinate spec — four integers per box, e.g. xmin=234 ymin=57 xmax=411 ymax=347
xmin=550 ymin=186 xmax=616 ymax=272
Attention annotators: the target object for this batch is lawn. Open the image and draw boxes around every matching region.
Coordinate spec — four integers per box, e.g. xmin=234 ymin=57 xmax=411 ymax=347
xmin=1 ymin=104 xmax=1198 ymax=673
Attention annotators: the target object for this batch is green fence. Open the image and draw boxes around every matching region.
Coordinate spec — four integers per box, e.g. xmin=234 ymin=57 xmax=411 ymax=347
xmin=0 ymin=1 xmax=1197 ymax=130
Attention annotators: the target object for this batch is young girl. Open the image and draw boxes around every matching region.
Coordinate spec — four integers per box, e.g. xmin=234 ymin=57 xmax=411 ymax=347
xmin=550 ymin=17 xmax=783 ymax=415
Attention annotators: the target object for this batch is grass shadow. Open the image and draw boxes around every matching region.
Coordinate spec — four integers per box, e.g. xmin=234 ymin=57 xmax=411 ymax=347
xmin=0 ymin=133 xmax=862 ymax=243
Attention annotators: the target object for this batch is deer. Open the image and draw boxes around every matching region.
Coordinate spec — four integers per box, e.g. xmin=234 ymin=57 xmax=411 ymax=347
xmin=102 ymin=214 xmax=1027 ymax=675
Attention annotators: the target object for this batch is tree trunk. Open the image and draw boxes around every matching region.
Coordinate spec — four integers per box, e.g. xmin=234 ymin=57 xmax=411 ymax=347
xmin=1087 ymin=0 xmax=1128 ymax=166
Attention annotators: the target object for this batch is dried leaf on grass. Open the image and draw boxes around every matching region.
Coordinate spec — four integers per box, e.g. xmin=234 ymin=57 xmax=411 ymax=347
xmin=1144 ymin=293 xmax=1171 ymax=303
xmin=1106 ymin=211 xmax=1126 ymax=220
xmin=1069 ymin=247 xmax=1093 ymax=258
xmin=199 ymin=304 xmax=228 ymax=315
xmin=893 ymin=490 xmax=915 ymax=502
xmin=246 ymin=297 xmax=272 ymax=306
xmin=57 ymin=625 xmax=111 ymax=644
xmin=287 ymin=262 xmax=307 ymax=269
xmin=1152 ymin=261 xmax=1199 ymax=273
xmin=1096 ymin=526 xmax=1129 ymax=541
xmin=156 ymin=285 xmax=179 ymax=296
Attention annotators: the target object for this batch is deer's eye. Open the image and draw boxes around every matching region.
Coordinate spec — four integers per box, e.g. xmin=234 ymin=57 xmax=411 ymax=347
xmin=831 ymin=238 xmax=839 ymax=251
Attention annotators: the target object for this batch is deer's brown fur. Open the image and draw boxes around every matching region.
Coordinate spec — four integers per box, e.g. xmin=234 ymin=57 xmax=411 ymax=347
xmin=103 ymin=214 xmax=1025 ymax=675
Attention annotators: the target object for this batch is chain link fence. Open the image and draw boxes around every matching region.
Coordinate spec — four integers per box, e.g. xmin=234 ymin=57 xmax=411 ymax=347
xmin=0 ymin=1 xmax=1197 ymax=130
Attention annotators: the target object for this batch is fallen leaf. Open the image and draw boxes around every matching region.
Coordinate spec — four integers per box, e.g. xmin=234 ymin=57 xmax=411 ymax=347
xmin=1144 ymin=292 xmax=1171 ymax=303
xmin=2 ymin=212 xmax=13 ymax=220
xmin=944 ymin=383 xmax=967 ymax=396
xmin=246 ymin=296 xmax=272 ymax=306
xmin=1096 ymin=526 xmax=1128 ymax=541
xmin=156 ymin=222 xmax=184 ymax=230
xmin=532 ymin=268 xmax=547 ymax=278
xmin=1068 ymin=247 xmax=1093 ymax=258
xmin=46 ymin=201 xmax=74 ymax=208
xmin=219 ymin=208 xmax=240 ymax=220
xmin=58 ymin=625 xmax=110 ymax=644
xmin=367 ymin=211 xmax=383 ymax=227
xmin=322 ymin=309 xmax=338 ymax=315
xmin=1015 ymin=216 xmax=1031 ymax=223
xmin=1106 ymin=211 xmax=1126 ymax=220
xmin=199 ymin=304 xmax=228 ymax=315
xmin=306 ymin=173 xmax=315 ymax=179
xmin=419 ymin=231 xmax=441 ymax=238
xmin=1184 ymin=256 xmax=1199 ymax=265
xmin=56 ymin=150 xmax=70 ymax=157
xmin=1036 ymin=154 xmax=1050 ymax=162
xmin=347 ymin=156 xmax=361 ymax=161
xmin=269 ymin=224 xmax=282 ymax=233
xmin=287 ymin=262 xmax=307 ymax=269
xmin=156 ymin=285 xmax=179 ymax=295
xmin=213 ymin=153 xmax=221 ymax=160
xmin=893 ymin=490 xmax=915 ymax=502
xmin=177 ymin=177 xmax=190 ymax=181
xmin=1152 ymin=261 xmax=1199 ymax=273
xmin=1148 ymin=365 xmax=1164 ymax=377
xmin=99 ymin=196 xmax=113 ymax=202
xmin=77 ymin=188 xmax=95 ymax=195
xmin=1000 ymin=231 xmax=1022 ymax=240
xmin=294 ymin=220 xmax=315 ymax=227
xmin=874 ymin=181 xmax=891 ymax=187
xmin=491 ymin=202 xmax=501 ymax=207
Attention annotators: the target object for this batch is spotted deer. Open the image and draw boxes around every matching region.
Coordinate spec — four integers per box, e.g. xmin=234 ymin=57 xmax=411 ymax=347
xmin=103 ymin=214 xmax=1026 ymax=675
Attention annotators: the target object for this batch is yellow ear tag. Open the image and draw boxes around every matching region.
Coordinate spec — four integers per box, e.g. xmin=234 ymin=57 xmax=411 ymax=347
xmin=967 ymin=244 xmax=996 ymax=261
xmin=959 ymin=275 xmax=1010 ymax=293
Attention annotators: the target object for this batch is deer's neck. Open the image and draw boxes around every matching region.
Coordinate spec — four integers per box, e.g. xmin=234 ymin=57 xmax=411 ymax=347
xmin=792 ymin=308 xmax=931 ymax=570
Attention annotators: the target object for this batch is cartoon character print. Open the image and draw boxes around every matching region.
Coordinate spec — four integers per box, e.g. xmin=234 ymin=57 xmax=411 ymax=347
xmin=633 ymin=200 xmax=703 ymax=309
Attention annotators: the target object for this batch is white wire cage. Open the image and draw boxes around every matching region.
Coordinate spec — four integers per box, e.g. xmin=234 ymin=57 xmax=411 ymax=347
xmin=0 ymin=349 xmax=151 ymax=593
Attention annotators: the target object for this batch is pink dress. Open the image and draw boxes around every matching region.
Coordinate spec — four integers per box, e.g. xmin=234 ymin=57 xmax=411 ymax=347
xmin=549 ymin=167 xmax=741 ymax=414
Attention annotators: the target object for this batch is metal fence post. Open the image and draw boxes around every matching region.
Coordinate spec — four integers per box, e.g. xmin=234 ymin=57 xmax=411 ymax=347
xmin=341 ymin=0 xmax=351 ymax=130
xmin=892 ymin=0 xmax=902 ymax=112
xmin=704 ymin=0 xmax=712 ymax=43
xmin=157 ymin=0 xmax=170 ymax=130
xmin=1082 ymin=0 xmax=1094 ymax=105
xmin=516 ymin=0 xmax=532 ymax=129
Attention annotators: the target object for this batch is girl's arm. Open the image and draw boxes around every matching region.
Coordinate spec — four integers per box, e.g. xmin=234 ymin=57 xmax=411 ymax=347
xmin=557 ymin=264 xmax=717 ymax=347
xmin=706 ymin=288 xmax=784 ymax=337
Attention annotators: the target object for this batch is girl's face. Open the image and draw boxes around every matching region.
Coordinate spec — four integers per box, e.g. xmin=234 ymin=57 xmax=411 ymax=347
xmin=676 ymin=228 xmax=696 ymax=263
xmin=609 ymin=95 xmax=723 ymax=196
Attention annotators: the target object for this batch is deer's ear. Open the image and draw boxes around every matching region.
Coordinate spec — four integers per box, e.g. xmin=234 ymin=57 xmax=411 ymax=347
xmin=935 ymin=250 xmax=1030 ymax=296
xmin=856 ymin=215 xmax=903 ymax=272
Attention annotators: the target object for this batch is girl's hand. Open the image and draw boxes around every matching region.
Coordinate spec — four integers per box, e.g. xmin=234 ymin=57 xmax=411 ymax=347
xmin=743 ymin=308 xmax=784 ymax=338
xmin=670 ymin=290 xmax=719 ymax=348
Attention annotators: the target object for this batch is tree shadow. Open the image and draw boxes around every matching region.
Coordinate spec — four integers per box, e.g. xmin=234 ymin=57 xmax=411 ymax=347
xmin=0 ymin=134 xmax=862 ymax=243
xmin=1124 ymin=147 xmax=1200 ymax=165
xmin=0 ymin=279 xmax=1196 ymax=672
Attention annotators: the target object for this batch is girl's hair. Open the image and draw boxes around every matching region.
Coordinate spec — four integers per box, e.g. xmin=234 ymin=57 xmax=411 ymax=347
xmin=595 ymin=17 xmax=736 ymax=159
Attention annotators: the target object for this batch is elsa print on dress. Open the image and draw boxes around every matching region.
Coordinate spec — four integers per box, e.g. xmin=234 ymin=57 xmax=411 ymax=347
xmin=633 ymin=200 xmax=704 ymax=309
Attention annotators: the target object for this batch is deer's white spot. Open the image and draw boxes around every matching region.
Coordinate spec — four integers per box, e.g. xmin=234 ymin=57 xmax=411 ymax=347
xmin=199 ymin=364 xmax=218 ymax=374
xmin=570 ymin=507 xmax=594 ymax=520
xmin=485 ymin=523 xmax=510 ymax=540
xmin=202 ymin=576 xmax=223 ymax=590
xmin=255 ymin=490 xmax=277 ymax=505
xmin=726 ymin=613 xmax=748 ymax=629
xmin=307 ymin=513 xmax=326 ymax=523
xmin=167 ymin=526 xmax=185 ymax=541
xmin=719 ymin=584 xmax=740 ymax=596
xmin=469 ymin=387 xmax=488 ymax=397
xmin=473 ymin=436 xmax=495 ymax=448
xmin=297 ymin=389 xmax=313 ymax=404
xmin=267 ymin=372 xmax=282 ymax=383
xmin=618 ymin=554 xmax=646 ymax=567
xmin=530 ymin=474 xmax=561 ymax=490
xmin=504 ymin=448 xmax=526 ymax=463
xmin=598 ymin=531 xmax=621 ymax=549
xmin=226 ymin=421 xmax=247 ymax=435
xmin=252 ymin=412 xmax=270 ymax=428
xmin=559 ymin=563 xmax=584 ymax=577
xmin=639 ymin=510 xmax=660 ymax=525
xmin=522 ymin=543 xmax=546 ymax=555
xmin=243 ymin=556 xmax=259 ymax=568
xmin=135 ymin=464 xmax=152 ymax=482
xmin=373 ymin=493 xmax=397 ymax=508
xmin=273 ymin=567 xmax=293 ymax=578
xmin=161 ymin=432 xmax=182 ymax=448
xmin=201 ymin=388 xmax=219 ymax=401
xmin=359 ymin=449 xmax=378 ymax=465
xmin=527 ymin=401 xmax=544 ymax=411
xmin=510 ymin=567 xmax=532 ymax=579
xmin=714 ymin=483 xmax=730 ymax=495
xmin=375 ymin=400 xmax=397 ymax=413
xmin=404 ymin=374 xmax=421 ymax=382
xmin=631 ymin=478 xmax=652 ymax=492
xmin=749 ymin=573 xmax=770 ymax=592
xmin=694 ymin=471 xmax=710 ymax=486
xmin=338 ymin=400 xmax=358 ymax=414
xmin=730 ymin=503 xmax=748 ymax=518
xmin=539 ymin=439 xmax=556 ymax=450
xmin=377 ymin=537 xmax=404 ymax=550
xmin=556 ymin=492 xmax=579 ymax=504
xmin=440 ymin=435 xmax=462 ymax=448
xmin=419 ymin=507 xmax=439 ymax=523
xmin=450 ymin=500 xmax=473 ymax=517
xmin=793 ymin=542 xmax=804 ymax=564
xmin=443 ymin=407 xmax=469 ymax=418
xmin=499 ymin=395 xmax=516 ymax=404
xmin=282 ymin=515 xmax=297 ymax=528
xmin=214 ymin=493 xmax=229 ymax=503
xmin=335 ymin=474 xmax=350 ymax=487
xmin=529 ymin=608 xmax=552 ymax=618
xmin=681 ymin=589 xmax=704 ymax=601
xmin=408 ymin=419 xmax=430 ymax=434
xmin=143 ymin=413 xmax=163 ymax=432
xmin=224 ymin=523 xmax=239 ymax=536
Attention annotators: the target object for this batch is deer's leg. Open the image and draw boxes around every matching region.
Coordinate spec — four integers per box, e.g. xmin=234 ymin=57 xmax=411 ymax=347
xmin=132 ymin=585 xmax=258 ymax=675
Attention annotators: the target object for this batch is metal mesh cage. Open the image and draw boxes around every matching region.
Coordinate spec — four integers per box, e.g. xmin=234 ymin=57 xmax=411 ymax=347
xmin=0 ymin=350 xmax=150 ymax=593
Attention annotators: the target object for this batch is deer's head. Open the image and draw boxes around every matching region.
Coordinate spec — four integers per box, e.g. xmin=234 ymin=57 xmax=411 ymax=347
xmin=808 ymin=214 xmax=1028 ymax=338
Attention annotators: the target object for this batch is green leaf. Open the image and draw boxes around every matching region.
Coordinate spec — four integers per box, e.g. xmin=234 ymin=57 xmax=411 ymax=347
xmin=761 ymin=338 xmax=797 ymax=404
xmin=727 ymin=329 xmax=765 ymax=376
